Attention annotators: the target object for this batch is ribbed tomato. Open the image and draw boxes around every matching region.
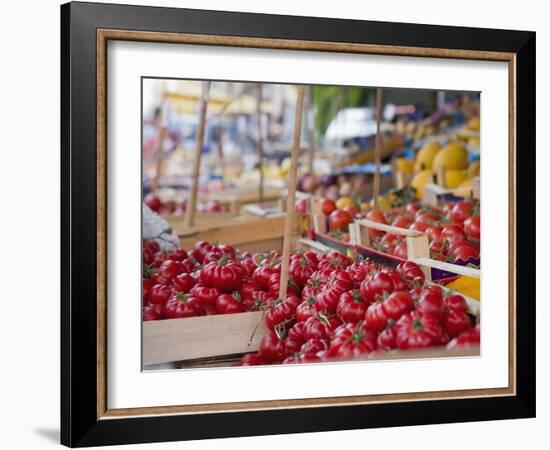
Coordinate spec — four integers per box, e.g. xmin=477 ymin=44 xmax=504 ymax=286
xmin=164 ymin=292 xmax=204 ymax=318
xmin=395 ymin=311 xmax=443 ymax=349
xmin=336 ymin=289 xmax=367 ymax=323
xmin=199 ymin=255 xmax=245 ymax=291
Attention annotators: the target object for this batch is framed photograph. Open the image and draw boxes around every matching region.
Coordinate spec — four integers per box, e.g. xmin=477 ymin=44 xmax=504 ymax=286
xmin=61 ymin=1 xmax=535 ymax=447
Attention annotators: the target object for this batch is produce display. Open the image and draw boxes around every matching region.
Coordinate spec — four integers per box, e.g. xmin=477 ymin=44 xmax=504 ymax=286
xmin=314 ymin=196 xmax=480 ymax=265
xmin=142 ymin=79 xmax=482 ymax=369
xmin=142 ymin=239 xmax=479 ymax=365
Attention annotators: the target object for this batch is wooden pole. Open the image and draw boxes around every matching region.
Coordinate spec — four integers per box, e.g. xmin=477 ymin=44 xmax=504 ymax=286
xmin=256 ymin=84 xmax=265 ymax=204
xmin=184 ymin=81 xmax=211 ymax=228
xmin=307 ymin=85 xmax=316 ymax=174
xmin=278 ymin=86 xmax=305 ymax=300
xmin=372 ymin=87 xmax=383 ymax=209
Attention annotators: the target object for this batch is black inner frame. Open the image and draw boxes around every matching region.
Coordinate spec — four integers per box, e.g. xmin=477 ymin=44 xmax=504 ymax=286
xmin=61 ymin=2 xmax=535 ymax=447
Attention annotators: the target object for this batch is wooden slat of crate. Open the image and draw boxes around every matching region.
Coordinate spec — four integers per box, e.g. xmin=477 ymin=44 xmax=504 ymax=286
xmin=164 ymin=211 xmax=238 ymax=229
xmin=143 ymin=311 xmax=267 ymax=366
xmin=177 ymin=215 xmax=299 ymax=252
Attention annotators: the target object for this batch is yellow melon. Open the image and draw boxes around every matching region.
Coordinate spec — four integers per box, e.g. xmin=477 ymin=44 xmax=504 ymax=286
xmin=467 ymin=117 xmax=480 ymax=131
xmin=444 ymin=170 xmax=468 ymax=189
xmin=411 ymin=170 xmax=434 ymax=200
xmin=395 ymin=158 xmax=414 ymax=174
xmin=414 ymin=141 xmax=440 ymax=172
xmin=432 ymin=143 xmax=468 ymax=171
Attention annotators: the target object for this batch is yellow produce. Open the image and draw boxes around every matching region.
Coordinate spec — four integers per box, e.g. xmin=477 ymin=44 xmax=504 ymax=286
xmin=432 ymin=143 xmax=468 ymax=171
xmin=370 ymin=195 xmax=391 ymax=211
xmin=411 ymin=170 xmax=434 ymax=200
xmin=446 ymin=276 xmax=480 ymax=301
xmin=453 ymin=179 xmax=474 ymax=198
xmin=444 ymin=170 xmax=468 ymax=189
xmin=395 ymin=158 xmax=414 ymax=174
xmin=467 ymin=116 xmax=480 ymax=131
xmin=468 ymin=136 xmax=480 ymax=148
xmin=414 ymin=141 xmax=440 ymax=172
xmin=336 ymin=197 xmax=355 ymax=209
xmin=468 ymin=160 xmax=480 ymax=178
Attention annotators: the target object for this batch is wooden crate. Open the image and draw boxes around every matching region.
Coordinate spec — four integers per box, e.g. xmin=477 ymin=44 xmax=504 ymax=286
xmin=143 ymin=215 xmax=305 ymax=366
xmin=176 ymin=214 xmax=305 ymax=254
xmin=349 ymin=218 xmax=480 ymax=283
xmin=143 ymin=311 xmax=267 ymax=366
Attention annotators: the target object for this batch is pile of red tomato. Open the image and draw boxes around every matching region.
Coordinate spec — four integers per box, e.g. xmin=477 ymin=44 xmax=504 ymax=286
xmin=142 ymin=239 xmax=480 ymax=365
xmin=316 ymin=196 xmax=480 ymax=265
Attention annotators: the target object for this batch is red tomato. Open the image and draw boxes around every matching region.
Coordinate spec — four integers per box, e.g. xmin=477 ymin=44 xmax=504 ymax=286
xmin=239 ymin=353 xmax=267 ymax=366
xmin=396 ymin=261 xmax=425 ymax=287
xmin=164 ymin=293 xmax=204 ymax=318
xmin=445 ymin=294 xmax=468 ymax=311
xmin=156 ymin=259 xmax=185 ymax=283
xmin=382 ymin=291 xmax=414 ymax=321
xmin=409 ymin=221 xmax=429 ymax=232
xmin=143 ymin=304 xmax=163 ymax=321
xmin=464 ymin=215 xmax=480 ymax=240
xmin=328 ymin=209 xmax=351 ymax=231
xmin=172 ymin=273 xmax=195 ymax=293
xmin=406 ymin=203 xmax=422 ymax=215
xmin=342 ymin=205 xmax=359 ymax=218
xmin=302 ymin=316 xmax=333 ymax=340
xmin=199 ymin=256 xmax=245 ymax=291
xmin=450 ymin=201 xmax=474 ymax=223
xmin=366 ymin=210 xmax=388 ymax=238
xmin=451 ymin=244 xmax=479 ymax=262
xmin=395 ymin=311 xmax=443 ymax=349
xmin=446 ymin=325 xmax=480 ymax=350
xmin=442 ymin=307 xmax=471 ymax=338
xmin=169 ymin=248 xmax=188 ymax=261
xmin=318 ymin=251 xmax=353 ymax=271
xmin=296 ymin=296 xmax=317 ymax=322
xmin=189 ymin=285 xmax=221 ymax=305
xmin=336 ymin=289 xmax=367 ymax=323
xmin=267 ymin=272 xmax=300 ymax=298
xmin=425 ymin=225 xmax=443 ymax=241
xmin=289 ymin=256 xmax=317 ymax=288
xmin=259 ymin=331 xmax=287 ymax=362
xmin=191 ymin=241 xmax=214 ymax=263
xmin=314 ymin=287 xmax=342 ymax=314
xmin=364 ymin=301 xmax=389 ymax=331
xmin=327 ymin=323 xmax=377 ymax=358
xmin=441 ymin=225 xmax=467 ymax=244
xmin=360 ymin=272 xmax=396 ymax=303
xmin=301 ymin=338 xmax=329 ymax=354
xmin=143 ymin=248 xmax=154 ymax=265
xmin=246 ymin=290 xmax=275 ymax=312
xmin=377 ymin=320 xmax=396 ymax=349
xmin=347 ymin=261 xmax=376 ymax=286
xmin=252 ymin=265 xmax=280 ymax=290
xmin=392 ymin=241 xmax=408 ymax=259
xmin=286 ymin=321 xmax=307 ymax=352
xmin=239 ymin=280 xmax=260 ymax=301
xmin=416 ymin=289 xmax=445 ymax=319
xmin=265 ymin=295 xmax=300 ymax=330
xmin=321 ymin=198 xmax=337 ymax=216
xmin=143 ymin=278 xmax=154 ymax=301
xmin=144 ymin=193 xmax=162 ymax=212
xmin=147 ymin=284 xmax=173 ymax=305
xmin=381 ymin=233 xmax=399 ymax=247
xmin=143 ymin=240 xmax=160 ymax=254
xmin=415 ymin=213 xmax=438 ymax=225
xmin=215 ymin=292 xmax=246 ymax=314
xmin=392 ymin=215 xmax=412 ymax=229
